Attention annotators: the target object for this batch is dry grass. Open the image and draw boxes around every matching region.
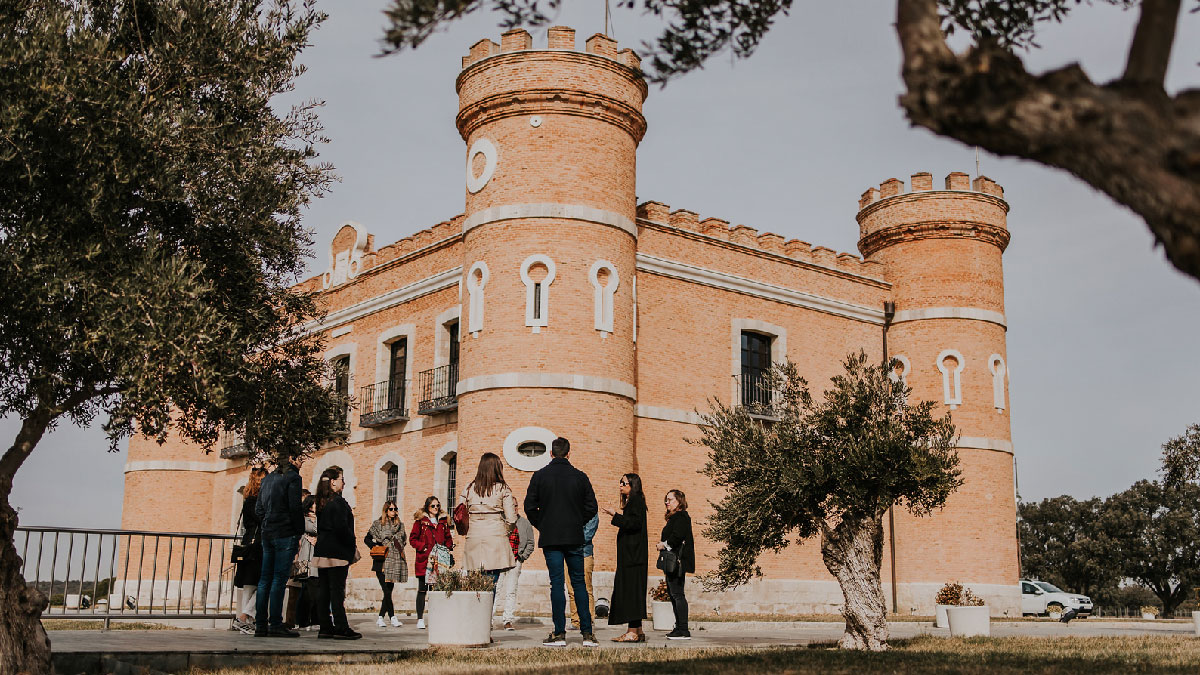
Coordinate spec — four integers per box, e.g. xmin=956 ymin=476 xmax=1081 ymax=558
xmin=43 ymin=619 xmax=181 ymax=630
xmin=197 ymin=636 xmax=1200 ymax=674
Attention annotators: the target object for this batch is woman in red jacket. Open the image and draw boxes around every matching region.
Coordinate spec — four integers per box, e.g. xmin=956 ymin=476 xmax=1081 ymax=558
xmin=409 ymin=495 xmax=453 ymax=629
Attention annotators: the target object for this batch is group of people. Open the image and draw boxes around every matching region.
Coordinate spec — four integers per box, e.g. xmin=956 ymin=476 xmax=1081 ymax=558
xmin=231 ymin=436 xmax=693 ymax=645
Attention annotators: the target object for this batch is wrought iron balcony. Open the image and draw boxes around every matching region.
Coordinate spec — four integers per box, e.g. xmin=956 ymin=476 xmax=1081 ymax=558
xmin=739 ymin=369 xmax=780 ymax=421
xmin=218 ymin=431 xmax=249 ymax=459
xmin=360 ymin=379 xmax=409 ymax=427
xmin=417 ymin=363 xmax=459 ymax=415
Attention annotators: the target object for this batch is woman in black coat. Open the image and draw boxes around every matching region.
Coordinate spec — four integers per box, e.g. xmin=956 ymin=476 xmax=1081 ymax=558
xmin=659 ymin=489 xmax=695 ymax=639
xmin=233 ymin=467 xmax=267 ymax=632
xmin=601 ymin=472 xmax=647 ymax=642
xmin=312 ymin=467 xmax=361 ymax=640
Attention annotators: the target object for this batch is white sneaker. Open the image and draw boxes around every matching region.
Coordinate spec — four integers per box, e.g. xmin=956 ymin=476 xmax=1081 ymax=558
xmin=417 ymin=618 xmax=425 ymax=630
xmin=391 ymin=616 xmax=403 ymax=627
xmin=377 ymin=616 xmax=387 ymax=628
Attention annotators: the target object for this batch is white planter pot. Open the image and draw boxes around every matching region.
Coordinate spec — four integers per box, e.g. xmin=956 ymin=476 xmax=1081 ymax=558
xmin=1192 ymin=611 xmax=1200 ymax=636
xmin=651 ymin=601 xmax=675 ymax=631
xmin=1047 ymin=610 xmax=1062 ymax=620
xmin=946 ymin=605 xmax=990 ymax=637
xmin=426 ymin=590 xmax=494 ymax=646
xmin=934 ymin=604 xmax=952 ymax=628
xmin=1142 ymin=612 xmax=1156 ymax=620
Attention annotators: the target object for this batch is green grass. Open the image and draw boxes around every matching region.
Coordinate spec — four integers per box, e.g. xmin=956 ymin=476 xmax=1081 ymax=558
xmin=42 ymin=619 xmax=181 ymax=630
xmin=198 ymin=636 xmax=1200 ymax=674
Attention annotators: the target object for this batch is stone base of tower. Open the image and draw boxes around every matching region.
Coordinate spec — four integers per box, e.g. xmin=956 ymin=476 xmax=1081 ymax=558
xmin=339 ymin=573 xmax=1019 ymax=618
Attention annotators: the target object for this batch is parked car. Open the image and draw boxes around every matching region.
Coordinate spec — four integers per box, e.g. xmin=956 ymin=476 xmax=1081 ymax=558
xmin=1020 ymin=579 xmax=1092 ymax=617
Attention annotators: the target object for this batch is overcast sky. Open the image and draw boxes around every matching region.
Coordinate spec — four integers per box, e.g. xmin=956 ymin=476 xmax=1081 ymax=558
xmin=8 ymin=1 xmax=1200 ymax=529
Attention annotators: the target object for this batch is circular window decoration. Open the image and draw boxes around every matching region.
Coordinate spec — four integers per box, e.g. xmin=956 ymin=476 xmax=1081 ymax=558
xmin=503 ymin=426 xmax=557 ymax=472
xmin=465 ymin=138 xmax=498 ymax=194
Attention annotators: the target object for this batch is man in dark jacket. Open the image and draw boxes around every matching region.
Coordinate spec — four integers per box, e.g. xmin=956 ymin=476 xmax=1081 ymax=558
xmin=254 ymin=457 xmax=304 ymax=637
xmin=524 ymin=437 xmax=598 ymax=646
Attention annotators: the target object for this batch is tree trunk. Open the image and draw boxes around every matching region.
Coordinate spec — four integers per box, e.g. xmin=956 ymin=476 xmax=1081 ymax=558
xmin=0 ymin=411 xmax=55 ymax=674
xmin=821 ymin=514 xmax=889 ymax=651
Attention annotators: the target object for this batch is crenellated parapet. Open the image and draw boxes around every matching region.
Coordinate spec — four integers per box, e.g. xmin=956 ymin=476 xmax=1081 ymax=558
xmin=856 ymin=172 xmax=1009 ymax=259
xmin=455 ymin=26 xmax=647 ymax=143
xmin=637 ymin=200 xmax=884 ymax=279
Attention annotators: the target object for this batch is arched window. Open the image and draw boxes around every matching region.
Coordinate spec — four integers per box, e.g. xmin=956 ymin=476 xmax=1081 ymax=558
xmin=386 ymin=464 xmax=399 ymax=504
xmin=445 ymin=452 xmax=458 ymax=506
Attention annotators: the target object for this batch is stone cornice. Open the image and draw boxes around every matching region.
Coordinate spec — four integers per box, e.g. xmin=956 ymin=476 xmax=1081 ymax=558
xmin=456 ymin=50 xmax=648 ymax=100
xmin=457 ymin=87 xmax=647 ymax=142
xmin=855 ymin=189 xmax=1010 ymax=221
xmin=857 ymin=220 xmax=1011 ymax=258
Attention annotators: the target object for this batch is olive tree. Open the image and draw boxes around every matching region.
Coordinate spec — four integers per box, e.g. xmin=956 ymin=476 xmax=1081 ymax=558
xmin=382 ymin=0 xmax=1200 ymax=285
xmin=0 ymin=1 xmax=341 ymax=671
xmin=695 ymin=352 xmax=960 ymax=651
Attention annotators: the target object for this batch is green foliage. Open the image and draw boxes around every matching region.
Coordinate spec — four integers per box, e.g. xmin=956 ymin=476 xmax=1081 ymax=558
xmin=432 ymin=568 xmax=496 ymax=595
xmin=696 ymin=351 xmax=960 ymax=591
xmin=1018 ymin=496 xmax=1117 ymax=599
xmin=1160 ymin=423 xmax=1200 ymax=488
xmin=0 ymin=0 xmax=342 ymax=464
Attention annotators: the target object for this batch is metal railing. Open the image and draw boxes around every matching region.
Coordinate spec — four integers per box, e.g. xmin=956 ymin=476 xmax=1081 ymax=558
xmin=739 ymin=370 xmax=779 ymax=419
xmin=16 ymin=526 xmax=240 ymax=628
xmin=218 ymin=430 xmax=249 ymax=459
xmin=359 ymin=379 xmax=410 ymax=427
xmin=417 ymin=363 xmax=458 ymax=415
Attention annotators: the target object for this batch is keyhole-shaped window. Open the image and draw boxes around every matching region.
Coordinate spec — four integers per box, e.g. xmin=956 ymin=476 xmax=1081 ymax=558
xmin=589 ymin=260 xmax=619 ymax=337
xmin=889 ymin=354 xmax=911 ymax=404
xmin=466 ymin=261 xmax=489 ymax=338
xmin=988 ymin=354 xmax=1007 ymax=411
xmin=520 ymin=255 xmax=555 ymax=333
xmin=936 ymin=349 xmax=965 ymax=409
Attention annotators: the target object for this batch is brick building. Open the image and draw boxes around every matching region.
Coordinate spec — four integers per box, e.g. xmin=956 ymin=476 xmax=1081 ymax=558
xmin=121 ymin=26 xmax=1019 ymax=615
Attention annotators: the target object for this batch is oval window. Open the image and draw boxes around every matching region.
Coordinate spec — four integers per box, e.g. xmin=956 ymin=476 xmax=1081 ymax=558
xmin=517 ymin=441 xmax=547 ymax=457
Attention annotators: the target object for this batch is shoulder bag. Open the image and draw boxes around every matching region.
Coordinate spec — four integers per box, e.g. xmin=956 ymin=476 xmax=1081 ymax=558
xmin=452 ymin=488 xmax=470 ymax=536
xmin=656 ymin=548 xmax=679 ymax=576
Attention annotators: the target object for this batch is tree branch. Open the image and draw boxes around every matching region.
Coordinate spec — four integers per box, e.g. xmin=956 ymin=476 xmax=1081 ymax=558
xmin=1121 ymin=0 xmax=1181 ymax=88
xmin=896 ymin=0 xmax=1200 ymax=285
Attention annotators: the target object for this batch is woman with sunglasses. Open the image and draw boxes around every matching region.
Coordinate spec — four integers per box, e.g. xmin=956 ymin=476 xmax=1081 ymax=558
xmin=601 ymin=473 xmax=647 ymax=642
xmin=366 ymin=500 xmax=408 ymax=628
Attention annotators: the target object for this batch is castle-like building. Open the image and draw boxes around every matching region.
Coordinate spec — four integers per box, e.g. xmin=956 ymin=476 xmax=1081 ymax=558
xmin=122 ymin=26 xmax=1019 ymax=614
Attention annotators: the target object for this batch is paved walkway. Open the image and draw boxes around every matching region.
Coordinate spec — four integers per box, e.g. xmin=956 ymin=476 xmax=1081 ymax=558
xmin=49 ymin=615 xmax=1199 ymax=673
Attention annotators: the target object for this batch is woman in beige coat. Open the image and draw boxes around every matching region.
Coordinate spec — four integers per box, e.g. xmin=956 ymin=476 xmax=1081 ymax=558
xmin=459 ymin=452 xmax=517 ymax=583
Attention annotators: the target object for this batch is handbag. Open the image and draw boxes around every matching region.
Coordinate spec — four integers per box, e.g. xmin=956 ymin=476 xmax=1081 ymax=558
xmin=370 ymin=545 xmax=388 ymax=559
xmin=427 ymin=543 xmax=453 ymax=585
xmin=452 ymin=501 xmax=470 ymax=536
xmin=656 ymin=548 xmax=680 ymax=576
xmin=291 ymin=557 xmax=310 ymax=580
xmin=230 ymin=512 xmax=261 ymax=565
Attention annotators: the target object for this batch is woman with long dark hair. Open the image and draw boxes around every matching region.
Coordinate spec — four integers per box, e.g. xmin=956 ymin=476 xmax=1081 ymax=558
xmin=233 ymin=467 xmax=267 ymax=634
xmin=312 ymin=466 xmax=361 ymax=640
xmin=601 ymin=472 xmax=647 ymax=642
xmin=659 ymin=489 xmax=694 ymax=639
xmin=366 ymin=499 xmax=407 ymax=628
xmin=410 ymin=495 xmax=454 ymax=630
xmin=459 ymin=452 xmax=516 ymax=583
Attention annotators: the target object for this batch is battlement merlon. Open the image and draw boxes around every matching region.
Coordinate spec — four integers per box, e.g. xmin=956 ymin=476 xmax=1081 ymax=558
xmin=855 ymin=171 xmax=1011 ymax=259
xmin=459 ymin=27 xmax=643 ymax=71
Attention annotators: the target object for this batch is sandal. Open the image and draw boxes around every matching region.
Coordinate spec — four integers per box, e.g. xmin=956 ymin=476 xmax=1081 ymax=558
xmin=611 ymin=632 xmax=643 ymax=642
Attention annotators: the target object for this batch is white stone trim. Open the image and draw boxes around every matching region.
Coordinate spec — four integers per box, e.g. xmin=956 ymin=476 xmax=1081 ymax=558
xmin=330 ymin=325 xmax=352 ymax=338
xmin=892 ymin=306 xmax=1006 ymax=329
xmin=502 ymin=426 xmax=557 ymax=472
xmin=936 ymin=349 xmax=965 ymax=409
xmin=124 ymin=460 xmax=234 ymax=473
xmin=372 ymin=452 xmax=407 ymax=519
xmin=988 ymin=354 xmax=1007 ymax=411
xmin=302 ymin=267 xmax=461 ymax=337
xmin=589 ymin=260 xmax=619 ymax=337
xmin=373 ymin=324 xmax=415 ymax=399
xmin=310 ymin=449 xmax=358 ymax=508
xmin=432 ymin=440 xmax=458 ymax=507
xmin=434 ymin=306 xmax=461 ymax=367
xmin=957 ymin=436 xmax=1014 ymax=453
xmin=465 ymin=261 xmax=489 ymax=337
xmin=456 ymin=372 xmax=636 ymax=400
xmin=465 ymin=138 xmax=497 ymax=194
xmin=632 ymin=276 xmax=638 ymax=343
xmin=637 ymin=254 xmax=884 ymax=324
xmin=635 ymin=405 xmax=704 ymax=425
xmin=520 ymin=254 xmax=555 ymax=333
xmin=731 ymin=319 xmax=787 ymax=405
xmin=322 ymin=221 xmax=369 ymax=290
xmin=463 ymin=203 xmax=637 ymax=238
xmin=889 ymin=354 xmax=912 ymax=403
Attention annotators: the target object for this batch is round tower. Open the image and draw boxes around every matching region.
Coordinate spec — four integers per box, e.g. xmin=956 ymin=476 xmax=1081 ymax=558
xmin=453 ymin=27 xmax=647 ymax=571
xmin=856 ymin=171 xmax=1019 ymax=614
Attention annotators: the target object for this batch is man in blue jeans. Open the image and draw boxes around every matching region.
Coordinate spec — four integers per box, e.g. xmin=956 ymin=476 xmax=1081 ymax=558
xmin=254 ymin=457 xmax=304 ymax=637
xmin=524 ymin=437 xmax=598 ymax=647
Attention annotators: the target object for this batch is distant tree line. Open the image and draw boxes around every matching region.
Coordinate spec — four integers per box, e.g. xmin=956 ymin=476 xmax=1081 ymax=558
xmin=1020 ymin=424 xmax=1200 ymax=616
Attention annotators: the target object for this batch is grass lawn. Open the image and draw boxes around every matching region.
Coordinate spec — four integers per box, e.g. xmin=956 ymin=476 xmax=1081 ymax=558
xmin=198 ymin=636 xmax=1200 ymax=674
xmin=42 ymin=619 xmax=180 ymax=630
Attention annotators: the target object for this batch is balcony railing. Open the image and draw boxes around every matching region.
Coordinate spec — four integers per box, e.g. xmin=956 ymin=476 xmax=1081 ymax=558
xmin=217 ymin=431 xmax=249 ymax=460
xmin=417 ymin=363 xmax=459 ymax=415
xmin=359 ymin=379 xmax=409 ymax=427
xmin=739 ymin=369 xmax=780 ymax=420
